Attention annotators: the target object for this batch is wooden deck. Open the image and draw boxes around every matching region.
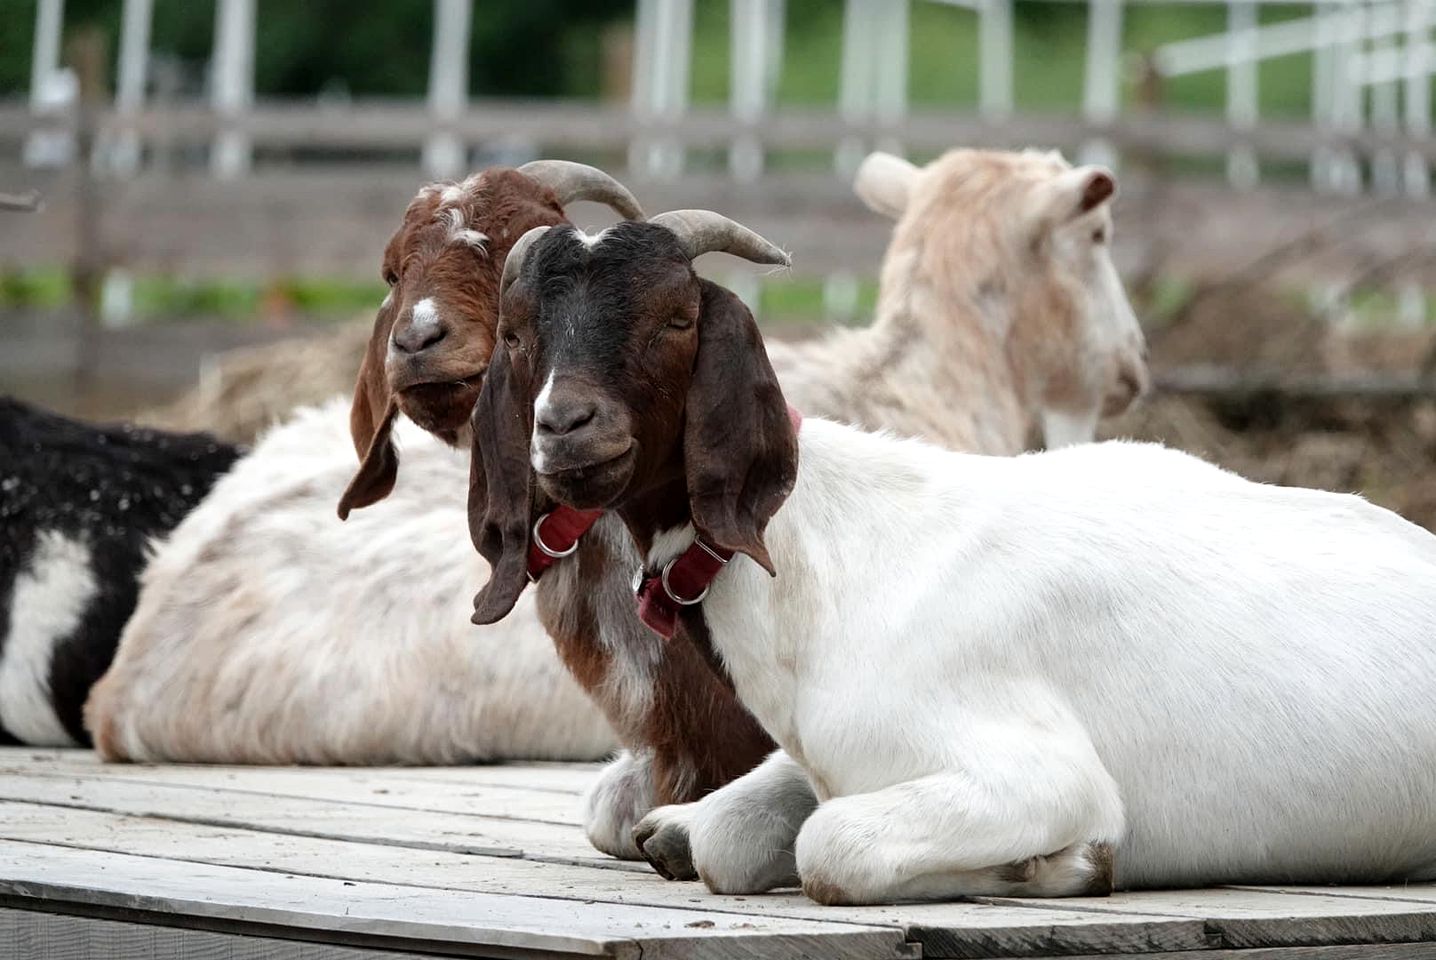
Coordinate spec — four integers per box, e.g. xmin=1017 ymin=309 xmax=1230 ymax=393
xmin=3 ymin=749 xmax=1436 ymax=959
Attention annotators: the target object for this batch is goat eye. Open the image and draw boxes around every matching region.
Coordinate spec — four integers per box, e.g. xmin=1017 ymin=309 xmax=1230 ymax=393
xmin=384 ymin=270 xmax=399 ymax=286
xmin=503 ymin=331 xmax=521 ymax=348
xmin=668 ymin=315 xmax=694 ymax=330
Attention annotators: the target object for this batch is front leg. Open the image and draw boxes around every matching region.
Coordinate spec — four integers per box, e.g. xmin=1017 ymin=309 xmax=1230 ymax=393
xmin=582 ymin=749 xmax=656 ymax=859
xmin=796 ymin=722 xmax=1125 ymax=904
xmin=634 ymin=750 xmax=817 ymax=893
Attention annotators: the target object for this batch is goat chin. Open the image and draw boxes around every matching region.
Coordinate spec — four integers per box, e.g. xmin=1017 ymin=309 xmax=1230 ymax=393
xmin=85 ymin=398 xmax=617 ymax=765
xmin=647 ymin=418 xmax=1436 ymax=898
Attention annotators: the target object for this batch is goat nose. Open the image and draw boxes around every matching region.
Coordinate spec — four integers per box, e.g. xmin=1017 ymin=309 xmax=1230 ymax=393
xmin=391 ymin=314 xmax=447 ymax=355
xmin=536 ymin=398 xmax=597 ymax=436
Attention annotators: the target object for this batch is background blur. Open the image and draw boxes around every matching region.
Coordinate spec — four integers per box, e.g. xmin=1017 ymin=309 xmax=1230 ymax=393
xmin=2 ymin=1 xmax=1435 ymax=521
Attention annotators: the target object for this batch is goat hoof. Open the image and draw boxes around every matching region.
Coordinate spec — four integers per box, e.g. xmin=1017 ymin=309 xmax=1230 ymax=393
xmin=634 ymin=820 xmax=697 ymax=881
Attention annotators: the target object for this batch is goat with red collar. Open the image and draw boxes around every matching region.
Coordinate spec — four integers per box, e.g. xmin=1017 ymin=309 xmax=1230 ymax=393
xmin=470 ymin=210 xmax=1436 ymax=904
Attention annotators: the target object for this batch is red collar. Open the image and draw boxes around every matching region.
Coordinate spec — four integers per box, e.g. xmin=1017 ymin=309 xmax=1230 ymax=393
xmin=527 ymin=507 xmax=604 ymax=583
xmin=635 ymin=405 xmax=804 ymax=638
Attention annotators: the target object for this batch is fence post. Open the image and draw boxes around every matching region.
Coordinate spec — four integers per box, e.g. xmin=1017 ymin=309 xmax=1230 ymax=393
xmin=111 ymin=0 xmax=153 ymax=176
xmin=26 ymin=0 xmax=74 ymax=168
xmin=1370 ymin=6 xmax=1402 ymax=196
xmin=1405 ymin=0 xmax=1432 ymax=199
xmin=424 ymin=0 xmax=473 ymax=179
xmin=729 ymin=0 xmax=781 ymax=182
xmin=979 ymin=0 xmax=1014 ymax=120
xmin=211 ymin=0 xmax=255 ymax=178
xmin=631 ymin=0 xmax=693 ymax=179
xmin=1081 ymin=0 xmax=1123 ymax=169
xmin=1225 ymin=0 xmax=1258 ymax=189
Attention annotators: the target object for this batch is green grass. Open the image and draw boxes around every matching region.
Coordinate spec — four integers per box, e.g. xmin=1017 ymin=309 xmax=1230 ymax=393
xmin=0 ymin=268 xmax=385 ymax=321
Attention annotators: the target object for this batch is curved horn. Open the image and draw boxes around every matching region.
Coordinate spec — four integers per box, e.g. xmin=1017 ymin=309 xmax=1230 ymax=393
xmin=500 ymin=225 xmax=552 ymax=297
xmin=648 ymin=210 xmax=790 ymax=267
xmin=518 ymin=160 xmax=644 ymax=220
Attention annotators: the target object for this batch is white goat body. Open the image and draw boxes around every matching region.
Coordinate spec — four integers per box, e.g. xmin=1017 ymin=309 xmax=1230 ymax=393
xmin=86 ymin=400 xmax=616 ymax=764
xmin=647 ymin=419 xmax=1436 ymax=898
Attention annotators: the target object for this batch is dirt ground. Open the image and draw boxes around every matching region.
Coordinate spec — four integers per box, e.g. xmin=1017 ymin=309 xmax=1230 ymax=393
xmin=1106 ymin=283 xmax=1436 ymax=530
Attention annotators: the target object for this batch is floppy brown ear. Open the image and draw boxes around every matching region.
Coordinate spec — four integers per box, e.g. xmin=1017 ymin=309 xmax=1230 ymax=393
xmin=337 ymin=399 xmax=399 ymax=520
xmin=684 ymin=280 xmax=798 ymax=576
xmin=338 ymin=288 xmax=403 ymax=519
xmin=468 ymin=346 xmax=536 ymax=624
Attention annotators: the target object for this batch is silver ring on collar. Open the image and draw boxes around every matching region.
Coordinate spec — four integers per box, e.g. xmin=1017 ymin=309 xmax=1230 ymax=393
xmin=532 ymin=513 xmax=579 ymax=559
xmin=660 ymin=557 xmax=708 ymax=606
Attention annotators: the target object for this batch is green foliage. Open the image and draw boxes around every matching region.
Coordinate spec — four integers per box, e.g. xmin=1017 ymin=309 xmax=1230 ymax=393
xmin=1 ymin=2 xmax=1425 ymax=128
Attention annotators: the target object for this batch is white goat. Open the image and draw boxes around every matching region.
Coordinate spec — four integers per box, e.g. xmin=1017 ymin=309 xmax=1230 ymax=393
xmin=475 ymin=209 xmax=1436 ymax=903
xmin=640 ymin=423 xmax=1436 ymax=901
xmin=86 ymin=400 xmax=616 ymax=764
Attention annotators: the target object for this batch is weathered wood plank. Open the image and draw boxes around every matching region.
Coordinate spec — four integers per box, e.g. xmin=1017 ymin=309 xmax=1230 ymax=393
xmin=0 ymin=842 xmax=918 ymax=960
xmin=0 ymin=801 xmax=1208 ymax=957
xmin=0 ymin=761 xmax=587 ymax=825
xmin=1012 ymin=946 xmax=1436 ymax=960
xmin=981 ymin=888 xmax=1436 ymax=951
xmin=0 ymin=771 xmax=636 ymax=869
xmin=0 ymin=906 xmax=470 ymax=960
xmin=12 ymin=747 xmax=602 ymax=793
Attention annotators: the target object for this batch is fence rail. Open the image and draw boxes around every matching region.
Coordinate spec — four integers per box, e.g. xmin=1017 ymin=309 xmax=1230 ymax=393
xmin=6 ymin=102 xmax=1436 ymax=165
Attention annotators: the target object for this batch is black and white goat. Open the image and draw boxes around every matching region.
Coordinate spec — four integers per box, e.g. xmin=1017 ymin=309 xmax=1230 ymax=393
xmin=0 ymin=397 xmax=240 ymax=746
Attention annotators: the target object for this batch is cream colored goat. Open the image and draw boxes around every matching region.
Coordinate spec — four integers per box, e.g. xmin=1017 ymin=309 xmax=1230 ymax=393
xmin=85 ymin=400 xmax=616 ymax=764
xmin=769 ymin=149 xmax=1147 ymax=453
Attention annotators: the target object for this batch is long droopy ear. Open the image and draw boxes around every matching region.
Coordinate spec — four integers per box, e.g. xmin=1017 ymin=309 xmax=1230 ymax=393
xmin=685 ymin=280 xmax=798 ymax=576
xmin=338 ymin=297 xmax=402 ymax=520
xmin=338 ymin=398 xmax=400 ymax=520
xmin=853 ymin=151 xmax=919 ymax=221
xmin=469 ymin=346 xmax=536 ymax=625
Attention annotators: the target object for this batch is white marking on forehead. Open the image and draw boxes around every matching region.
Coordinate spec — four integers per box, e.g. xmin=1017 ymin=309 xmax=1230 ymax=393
xmin=438 ymin=206 xmax=489 ymax=252
xmin=440 ymin=183 xmax=465 ymax=205
xmin=576 ymin=227 xmax=610 ymax=251
xmin=411 ymin=297 xmax=439 ymax=326
xmin=530 ymin=371 xmax=558 ymax=473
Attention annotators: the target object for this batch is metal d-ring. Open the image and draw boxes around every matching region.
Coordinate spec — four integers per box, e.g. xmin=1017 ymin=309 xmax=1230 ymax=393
xmin=532 ymin=513 xmax=579 ymax=559
xmin=660 ymin=557 xmax=709 ymax=605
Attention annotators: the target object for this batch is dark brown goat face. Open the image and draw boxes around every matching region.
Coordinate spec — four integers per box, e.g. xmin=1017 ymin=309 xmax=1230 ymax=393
xmin=468 ymin=213 xmax=798 ymax=625
xmin=511 ymin=224 xmax=702 ymax=510
xmin=340 ymin=162 xmax=643 ymax=519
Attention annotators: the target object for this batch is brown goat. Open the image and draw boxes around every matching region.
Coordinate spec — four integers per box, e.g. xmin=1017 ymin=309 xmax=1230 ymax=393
xmin=340 ymin=161 xmax=642 ymax=518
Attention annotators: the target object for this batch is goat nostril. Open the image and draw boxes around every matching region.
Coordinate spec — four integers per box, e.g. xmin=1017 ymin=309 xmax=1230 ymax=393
xmin=392 ymin=322 xmax=448 ymax=355
xmin=538 ymin=403 xmax=597 ymax=437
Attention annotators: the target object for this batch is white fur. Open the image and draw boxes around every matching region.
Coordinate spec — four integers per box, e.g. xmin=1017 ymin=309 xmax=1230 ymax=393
xmin=582 ymin=749 xmax=658 ymax=858
xmin=85 ymin=400 xmax=618 ymax=764
xmin=576 ymin=227 xmax=609 ymax=251
xmin=530 ymin=371 xmax=558 ymax=472
xmin=652 ymin=420 xmax=1436 ymax=900
xmin=1 ymin=530 xmax=93 ymax=746
xmin=444 ymin=207 xmax=489 ymax=250
xmin=411 ymin=297 xmax=440 ymax=329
